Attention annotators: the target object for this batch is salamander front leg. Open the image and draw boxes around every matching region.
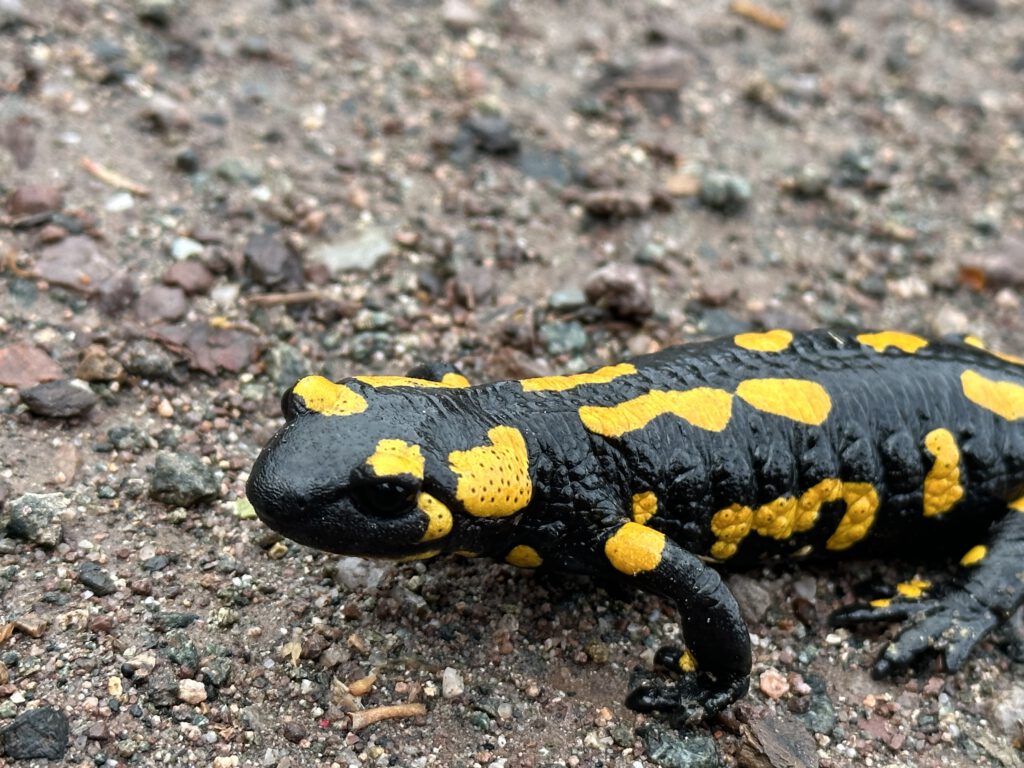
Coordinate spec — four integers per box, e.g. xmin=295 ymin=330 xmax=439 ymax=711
xmin=832 ymin=504 xmax=1024 ymax=677
xmin=601 ymin=522 xmax=751 ymax=721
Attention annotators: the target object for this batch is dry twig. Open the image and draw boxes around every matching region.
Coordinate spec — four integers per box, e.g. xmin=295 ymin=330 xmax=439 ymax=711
xmin=81 ymin=156 xmax=151 ymax=196
xmin=348 ymin=703 xmax=426 ymax=731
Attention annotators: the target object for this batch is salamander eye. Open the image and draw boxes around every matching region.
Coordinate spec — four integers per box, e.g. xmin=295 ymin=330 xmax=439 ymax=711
xmin=352 ymin=480 xmax=418 ymax=517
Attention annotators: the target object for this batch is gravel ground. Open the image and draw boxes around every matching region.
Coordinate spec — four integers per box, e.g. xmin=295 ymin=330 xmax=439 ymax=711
xmin=3 ymin=1 xmax=1024 ymax=766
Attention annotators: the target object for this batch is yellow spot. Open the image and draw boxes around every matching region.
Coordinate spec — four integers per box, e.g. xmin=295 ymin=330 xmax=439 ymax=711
xmin=366 ymin=439 xmax=424 ymax=479
xmin=632 ymin=491 xmax=658 ymax=525
xmin=960 ymin=545 xmax=987 ymax=567
xmin=442 ymin=372 xmax=471 ymax=387
xmin=825 ymin=483 xmax=880 ymax=550
xmin=506 ymin=545 xmax=542 ymax=568
xmin=449 ymin=426 xmax=532 ymax=518
xmin=994 ymin=351 xmax=1024 ymax=365
xmin=710 ymin=479 xmax=842 ymax=559
xmin=579 ymin=388 xmax=734 ymax=437
xmin=292 ymin=376 xmax=368 ymax=416
xmin=734 ymin=329 xmax=793 ymax=352
xmin=895 ymin=578 xmax=931 ymax=599
xmin=961 ymin=369 xmax=1024 ymax=421
xmin=922 ymin=428 xmax=963 ymax=517
xmin=604 ymin=522 xmax=666 ymax=575
xmin=678 ymin=650 xmax=698 ymax=673
xmin=394 ymin=549 xmax=441 ymax=562
xmin=856 ymin=331 xmax=929 ymax=354
xmin=356 ymin=374 xmax=466 ymax=388
xmin=736 ymin=378 xmax=832 ymax=426
xmin=1012 ymin=496 xmax=1024 ymax=512
xmin=870 ymin=598 xmax=893 ymax=608
xmin=962 ymin=336 xmax=1024 ymax=365
xmin=520 ymin=363 xmax=637 ymax=393
xmin=418 ymin=493 xmax=453 ymax=542
xmin=455 ymin=549 xmax=480 ymax=558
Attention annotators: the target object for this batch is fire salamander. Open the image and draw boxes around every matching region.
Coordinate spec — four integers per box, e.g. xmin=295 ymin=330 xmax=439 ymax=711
xmin=247 ymin=329 xmax=1024 ymax=720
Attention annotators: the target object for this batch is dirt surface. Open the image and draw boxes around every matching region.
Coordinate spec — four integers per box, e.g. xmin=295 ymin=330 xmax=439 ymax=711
xmin=3 ymin=0 xmax=1024 ymax=766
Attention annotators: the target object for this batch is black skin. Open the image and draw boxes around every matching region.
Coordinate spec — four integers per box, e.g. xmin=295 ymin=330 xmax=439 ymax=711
xmin=247 ymin=330 xmax=1024 ymax=721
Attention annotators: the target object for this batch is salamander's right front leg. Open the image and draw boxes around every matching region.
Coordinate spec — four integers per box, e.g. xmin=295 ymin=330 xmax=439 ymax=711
xmin=600 ymin=522 xmax=751 ymax=721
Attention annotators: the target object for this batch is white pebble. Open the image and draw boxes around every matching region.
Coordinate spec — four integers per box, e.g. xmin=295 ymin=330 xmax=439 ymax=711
xmin=441 ymin=667 xmax=464 ymax=699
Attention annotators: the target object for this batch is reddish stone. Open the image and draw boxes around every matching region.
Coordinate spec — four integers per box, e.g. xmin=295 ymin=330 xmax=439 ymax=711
xmin=7 ymin=185 xmax=63 ymax=216
xmin=0 ymin=344 xmax=63 ymax=389
xmin=163 ymin=260 xmax=214 ymax=295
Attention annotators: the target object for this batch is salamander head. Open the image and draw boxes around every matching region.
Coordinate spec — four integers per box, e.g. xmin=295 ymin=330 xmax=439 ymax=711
xmin=246 ymin=375 xmax=513 ymax=559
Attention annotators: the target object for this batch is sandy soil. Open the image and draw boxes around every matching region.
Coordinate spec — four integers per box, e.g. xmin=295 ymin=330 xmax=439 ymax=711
xmin=3 ymin=1 xmax=1024 ymax=766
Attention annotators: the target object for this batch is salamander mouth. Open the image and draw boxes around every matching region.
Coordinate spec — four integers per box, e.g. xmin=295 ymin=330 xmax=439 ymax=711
xmin=249 ymin=491 xmax=428 ymax=559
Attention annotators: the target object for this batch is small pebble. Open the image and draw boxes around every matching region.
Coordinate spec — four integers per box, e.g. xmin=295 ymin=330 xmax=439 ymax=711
xmin=442 ymin=667 xmax=465 ymax=699
xmin=281 ymin=721 xmax=307 ymax=744
xmin=178 ymin=679 xmax=207 ymax=705
xmin=760 ymin=668 xmax=791 ymax=699
xmin=170 ymin=237 xmax=204 ymax=261
xmin=583 ymin=263 xmax=654 ymax=320
xmin=76 ymin=345 xmax=124 ymax=383
xmin=149 ymin=453 xmax=218 ymax=508
xmin=7 ymin=185 xmax=63 ymax=216
xmin=442 ymin=0 xmax=480 ymax=31
xmin=163 ymin=260 xmax=214 ymax=294
xmin=306 ymin=228 xmax=392 ymax=276
xmin=698 ymin=171 xmax=751 ymax=213
xmin=104 ymin=192 xmax=135 ymax=212
xmin=78 ymin=562 xmax=117 ymax=596
xmin=135 ymin=285 xmax=187 ymax=323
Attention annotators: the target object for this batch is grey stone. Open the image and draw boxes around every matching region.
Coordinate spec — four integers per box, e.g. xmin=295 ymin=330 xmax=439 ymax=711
xmin=547 ymin=287 xmax=587 ymax=311
xmin=262 ymin=344 xmax=310 ymax=390
xmin=989 ymin=684 xmax=1024 ymax=739
xmin=538 ymin=321 xmax=588 ymax=356
xmin=584 ymin=263 xmax=654 ymax=320
xmin=150 ymin=611 xmax=199 ymax=631
xmin=149 ymin=453 xmax=218 ymax=508
xmin=1 ymin=707 xmax=69 ymax=760
xmin=639 ymin=723 xmax=723 ymax=768
xmin=728 ymin=574 xmax=773 ymax=626
xmin=164 ymin=629 xmax=199 ymax=674
xmin=308 ymin=228 xmax=392 ymax=274
xmin=78 ymin=563 xmax=116 ymax=596
xmin=334 ymin=556 xmax=387 ymax=591
xmin=5 ymin=493 xmax=67 ymax=548
xmin=135 ymin=285 xmax=187 ymax=323
xmin=244 ymin=233 xmax=302 ymax=288
xmin=20 ymin=379 xmax=98 ymax=418
xmin=122 ymin=340 xmax=178 ymax=381
xmin=698 ymin=171 xmax=751 ymax=214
